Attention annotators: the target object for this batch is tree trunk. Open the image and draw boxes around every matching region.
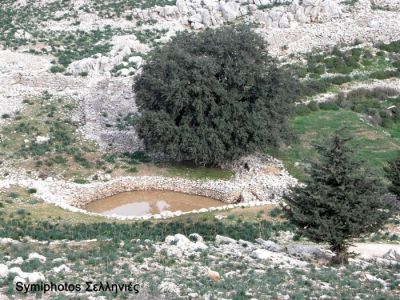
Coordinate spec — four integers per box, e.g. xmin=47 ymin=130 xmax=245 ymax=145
xmin=330 ymin=244 xmax=349 ymax=265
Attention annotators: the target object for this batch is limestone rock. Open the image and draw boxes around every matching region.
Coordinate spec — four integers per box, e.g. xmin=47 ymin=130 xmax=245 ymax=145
xmin=52 ymin=264 xmax=71 ymax=273
xmin=159 ymin=281 xmax=180 ymax=295
xmin=215 ymin=235 xmax=236 ymax=245
xmin=255 ymin=239 xmax=284 ymax=252
xmin=286 ymin=244 xmax=325 ymax=260
xmin=0 ymin=264 xmax=8 ymax=279
xmin=383 ymin=249 xmax=400 ymax=261
xmin=251 ymin=249 xmax=309 ymax=268
xmin=219 ymin=2 xmax=240 ymax=22
xmin=163 ymin=234 xmax=208 ymax=257
xmin=28 ymin=252 xmax=47 ymax=263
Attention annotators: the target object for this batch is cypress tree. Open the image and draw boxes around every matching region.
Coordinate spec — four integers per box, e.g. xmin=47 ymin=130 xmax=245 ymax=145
xmin=284 ymin=129 xmax=393 ymax=263
xmin=385 ymin=154 xmax=400 ymax=199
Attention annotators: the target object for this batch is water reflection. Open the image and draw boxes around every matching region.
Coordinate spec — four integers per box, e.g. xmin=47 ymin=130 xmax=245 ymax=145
xmin=85 ymin=190 xmax=223 ymax=217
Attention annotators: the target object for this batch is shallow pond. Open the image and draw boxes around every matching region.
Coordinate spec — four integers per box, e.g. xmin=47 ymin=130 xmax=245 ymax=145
xmin=85 ymin=190 xmax=224 ymax=217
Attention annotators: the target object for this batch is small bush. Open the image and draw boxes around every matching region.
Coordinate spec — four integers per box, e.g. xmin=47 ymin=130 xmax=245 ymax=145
xmin=378 ymin=40 xmax=400 ymax=53
xmin=49 ymin=65 xmax=65 ymax=73
xmin=319 ymin=102 xmax=340 ymax=111
xmin=73 ymin=178 xmax=89 ymax=184
xmin=8 ymin=192 xmax=19 ymax=199
xmin=327 ymin=75 xmax=352 ymax=85
xmin=307 ymin=101 xmax=319 ymax=111
xmin=294 ymin=104 xmax=311 ymax=116
xmin=27 ymin=188 xmax=37 ymax=194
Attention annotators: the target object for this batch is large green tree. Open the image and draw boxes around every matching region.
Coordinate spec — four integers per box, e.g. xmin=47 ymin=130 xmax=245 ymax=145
xmin=284 ymin=129 xmax=392 ymax=263
xmin=385 ymin=154 xmax=400 ymax=200
xmin=134 ymin=26 xmax=298 ymax=166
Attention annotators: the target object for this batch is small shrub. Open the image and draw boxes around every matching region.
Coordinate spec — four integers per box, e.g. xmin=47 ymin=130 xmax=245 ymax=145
xmin=294 ymin=104 xmax=311 ymax=116
xmin=319 ymin=102 xmax=340 ymax=111
xmin=327 ymin=75 xmax=352 ymax=85
xmin=378 ymin=40 xmax=400 ymax=53
xmin=73 ymin=178 xmax=89 ymax=184
xmin=307 ymin=101 xmax=319 ymax=111
xmin=27 ymin=188 xmax=37 ymax=194
xmin=8 ymin=192 xmax=19 ymax=199
xmin=268 ymin=207 xmax=283 ymax=218
xmin=49 ymin=65 xmax=65 ymax=73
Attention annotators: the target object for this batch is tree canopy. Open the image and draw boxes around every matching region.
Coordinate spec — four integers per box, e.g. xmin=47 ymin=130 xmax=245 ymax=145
xmin=134 ymin=26 xmax=298 ymax=166
xmin=385 ymin=154 xmax=400 ymax=200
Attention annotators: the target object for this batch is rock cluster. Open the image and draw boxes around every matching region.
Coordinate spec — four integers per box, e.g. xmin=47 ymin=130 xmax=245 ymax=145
xmin=158 ymin=233 xmax=334 ymax=268
xmin=0 ymin=263 xmax=45 ymax=285
xmin=131 ymin=0 xmax=343 ymax=29
xmin=67 ymin=35 xmax=148 ymax=76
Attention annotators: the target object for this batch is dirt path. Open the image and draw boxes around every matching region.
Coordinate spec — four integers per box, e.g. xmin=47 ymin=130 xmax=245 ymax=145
xmin=350 ymin=243 xmax=400 ymax=259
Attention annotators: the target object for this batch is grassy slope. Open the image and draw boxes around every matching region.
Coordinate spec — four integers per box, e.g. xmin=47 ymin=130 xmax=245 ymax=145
xmin=277 ymin=110 xmax=400 ymax=181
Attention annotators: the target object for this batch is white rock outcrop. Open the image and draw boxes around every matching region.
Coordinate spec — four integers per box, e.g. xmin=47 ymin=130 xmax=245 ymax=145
xmin=131 ymin=0 xmax=342 ymax=29
xmin=28 ymin=252 xmax=47 ymax=263
xmin=163 ymin=234 xmax=208 ymax=257
xmin=0 ymin=264 xmax=8 ymax=279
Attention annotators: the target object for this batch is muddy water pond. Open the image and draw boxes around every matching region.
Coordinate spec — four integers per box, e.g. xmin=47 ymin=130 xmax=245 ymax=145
xmin=85 ymin=190 xmax=224 ymax=217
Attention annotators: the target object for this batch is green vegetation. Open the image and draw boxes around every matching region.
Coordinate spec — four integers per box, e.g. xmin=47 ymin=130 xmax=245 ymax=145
xmin=0 ymin=189 xmax=291 ymax=242
xmin=90 ymin=0 xmax=176 ymax=18
xmin=135 ymin=26 xmax=299 ymax=166
xmin=0 ymin=92 xmax=235 ymax=181
xmin=284 ymin=129 xmax=393 ymax=263
xmin=295 ymin=87 xmax=400 ymax=128
xmin=279 ymin=109 xmax=400 ymax=181
xmin=385 ymin=154 xmax=400 ymax=199
xmin=378 ymin=40 xmax=400 ymax=54
xmin=257 ymin=1 xmax=292 ymax=10
xmin=162 ymin=162 xmax=234 ymax=180
xmin=1 ymin=231 xmax=398 ymax=299
xmin=290 ymin=43 xmax=400 ymax=99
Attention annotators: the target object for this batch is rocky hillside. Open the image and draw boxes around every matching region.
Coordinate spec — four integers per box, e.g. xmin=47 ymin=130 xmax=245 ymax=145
xmin=1 ymin=232 xmax=400 ymax=299
xmin=1 ymin=0 xmax=400 ymax=153
xmin=1 ymin=0 xmax=400 ymax=299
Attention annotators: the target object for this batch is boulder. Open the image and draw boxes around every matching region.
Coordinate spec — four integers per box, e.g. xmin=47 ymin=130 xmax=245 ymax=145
xmin=251 ymin=249 xmax=309 ymax=268
xmin=176 ymin=0 xmax=188 ymax=13
xmin=219 ymin=2 xmax=240 ymax=22
xmin=164 ymin=234 xmax=208 ymax=257
xmin=383 ymin=249 xmax=400 ymax=261
xmin=279 ymin=14 xmax=291 ymax=28
xmin=286 ymin=244 xmax=325 ymax=259
xmin=52 ymin=264 xmax=71 ymax=274
xmin=128 ymin=56 xmax=143 ymax=67
xmin=0 ymin=264 xmax=8 ymax=279
xmin=28 ymin=252 xmax=47 ymax=263
xmin=159 ymin=281 xmax=180 ymax=295
xmin=215 ymin=235 xmax=236 ymax=245
xmin=189 ymin=233 xmax=204 ymax=243
xmin=8 ymin=267 xmax=45 ymax=283
xmin=200 ymin=9 xmax=212 ymax=27
xmin=255 ymin=239 xmax=284 ymax=252
xmin=13 ymin=276 xmax=26 ymax=285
